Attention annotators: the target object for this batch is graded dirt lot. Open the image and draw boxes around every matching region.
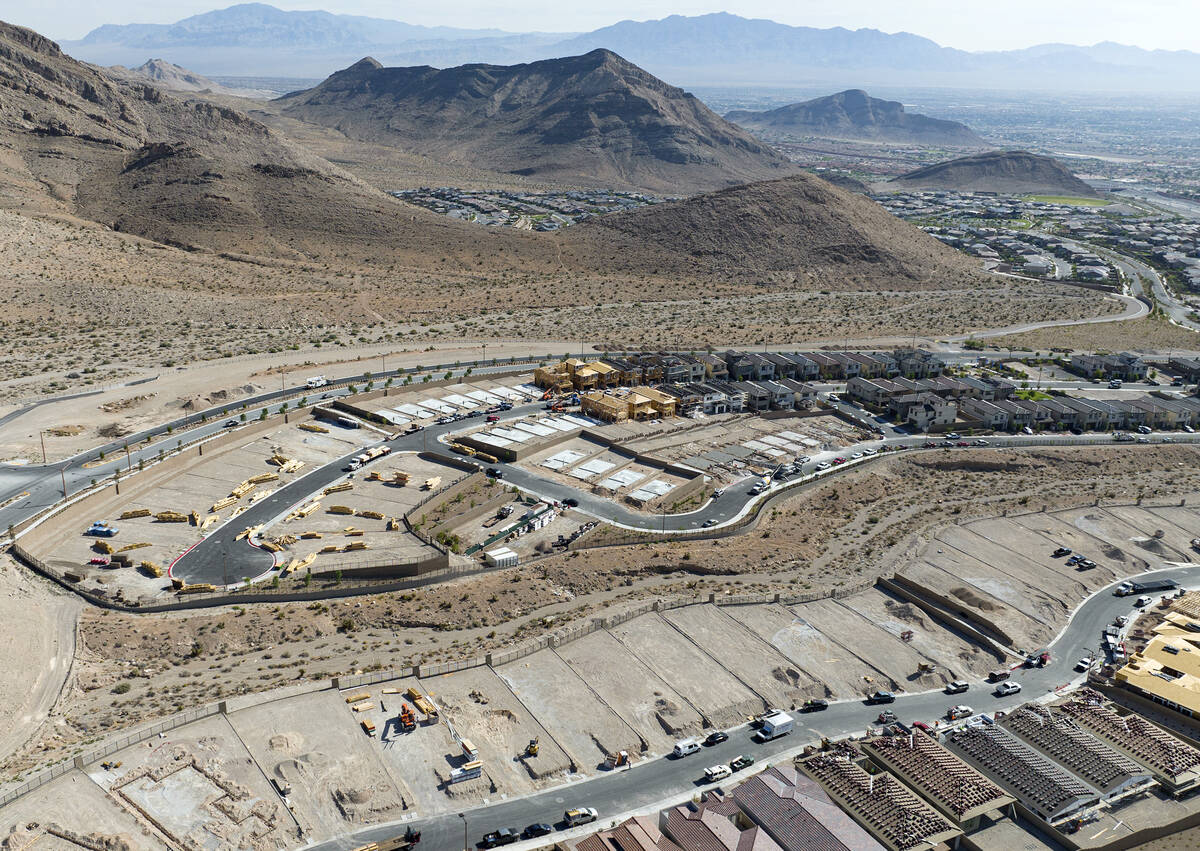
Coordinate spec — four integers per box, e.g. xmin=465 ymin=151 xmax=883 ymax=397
xmin=229 ymin=689 xmax=409 ymax=838
xmin=609 ymin=612 xmax=764 ymax=728
xmin=556 ymin=630 xmax=705 ymax=751
xmin=495 ymin=647 xmax=643 ymax=769
xmin=661 ymin=603 xmax=822 ymax=710
xmin=723 ymin=603 xmax=888 ymax=698
xmin=0 ymin=769 xmax=169 ymax=849
xmin=85 ymin=714 xmax=291 ymax=849
xmin=419 ymin=665 xmax=573 ymax=794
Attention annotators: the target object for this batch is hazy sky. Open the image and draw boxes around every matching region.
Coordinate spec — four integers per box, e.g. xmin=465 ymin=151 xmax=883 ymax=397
xmin=15 ymin=0 xmax=1200 ymax=51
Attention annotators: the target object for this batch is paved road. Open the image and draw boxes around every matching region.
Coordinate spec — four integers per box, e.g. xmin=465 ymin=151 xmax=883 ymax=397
xmin=302 ymin=562 xmax=1200 ymax=851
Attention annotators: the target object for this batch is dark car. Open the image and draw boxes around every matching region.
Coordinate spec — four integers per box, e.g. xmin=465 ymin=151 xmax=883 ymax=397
xmin=800 ymin=698 xmax=829 ymax=712
xmin=480 ymin=829 xmax=518 ymax=848
xmin=563 ymin=497 xmax=579 ymax=508
xmin=522 ymin=824 xmax=553 ymax=839
xmin=223 ymin=419 xmax=238 ymax=428
xmin=866 ymin=691 xmax=896 ymax=705
xmin=486 ymin=468 xmax=503 ymax=479
xmin=1052 ymin=547 xmax=1072 ymax=557
xmin=703 ymin=731 xmax=729 ymax=746
xmin=729 ymin=755 xmax=755 ymax=771
xmin=468 ymin=410 xmax=483 ymax=418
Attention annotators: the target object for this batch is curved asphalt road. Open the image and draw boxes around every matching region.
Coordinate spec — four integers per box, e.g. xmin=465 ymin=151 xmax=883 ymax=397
xmin=302 ymin=562 xmax=1200 ymax=851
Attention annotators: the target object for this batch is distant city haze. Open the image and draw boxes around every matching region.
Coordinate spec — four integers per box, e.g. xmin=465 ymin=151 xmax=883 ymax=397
xmin=13 ymin=0 xmax=1200 ymax=51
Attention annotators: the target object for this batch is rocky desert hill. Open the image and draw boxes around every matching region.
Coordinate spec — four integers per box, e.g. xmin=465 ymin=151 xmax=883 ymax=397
xmin=107 ymin=58 xmax=274 ymax=98
xmin=726 ymin=89 xmax=986 ymax=147
xmin=889 ymin=150 xmax=1099 ymax=196
xmin=276 ymin=50 xmax=799 ymax=193
xmin=562 ymin=173 xmax=976 ymax=283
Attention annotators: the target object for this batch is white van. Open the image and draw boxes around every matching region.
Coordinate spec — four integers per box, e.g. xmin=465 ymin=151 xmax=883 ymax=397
xmin=673 ymin=739 xmax=701 ymax=758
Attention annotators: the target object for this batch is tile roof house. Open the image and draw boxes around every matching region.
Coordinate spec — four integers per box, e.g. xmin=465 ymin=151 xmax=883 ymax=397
xmin=662 ymin=791 xmax=783 ymax=851
xmin=732 ymin=764 xmax=885 ymax=851
xmin=572 ymin=816 xmax=686 ymax=851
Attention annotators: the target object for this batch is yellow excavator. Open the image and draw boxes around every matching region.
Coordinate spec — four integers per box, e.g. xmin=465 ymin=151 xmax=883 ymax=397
xmin=525 ymin=737 xmax=539 ymax=757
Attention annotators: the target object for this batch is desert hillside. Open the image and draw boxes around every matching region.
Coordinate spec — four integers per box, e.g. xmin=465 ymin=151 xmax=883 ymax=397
xmin=276 ymin=49 xmax=799 ymax=194
xmin=889 ymin=149 xmax=1099 ymax=196
xmin=726 ymin=89 xmax=986 ymax=147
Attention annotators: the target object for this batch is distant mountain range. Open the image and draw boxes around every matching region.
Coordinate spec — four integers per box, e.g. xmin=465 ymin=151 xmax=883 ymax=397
xmin=725 ymin=90 xmax=987 ymax=148
xmin=276 ymin=50 xmax=797 ymax=194
xmin=59 ymin=5 xmax=1200 ymax=91
xmin=107 ymin=58 xmax=276 ymax=98
xmin=889 ymin=150 xmax=1100 ymax=197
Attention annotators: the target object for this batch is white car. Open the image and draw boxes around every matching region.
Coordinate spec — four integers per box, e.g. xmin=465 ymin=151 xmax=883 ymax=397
xmin=815 ymin=461 xmax=832 ymax=471
xmin=703 ymin=764 xmax=732 ymax=783
xmin=1135 ymin=595 xmax=1153 ymax=607
xmin=862 ymin=448 xmax=877 ymax=456
xmin=1075 ymin=658 xmax=1093 ymax=672
xmin=995 ymin=681 xmax=1022 ymax=696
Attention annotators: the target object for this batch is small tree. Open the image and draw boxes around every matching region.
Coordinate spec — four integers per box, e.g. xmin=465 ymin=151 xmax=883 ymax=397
xmin=239 ymin=412 xmax=247 ymax=422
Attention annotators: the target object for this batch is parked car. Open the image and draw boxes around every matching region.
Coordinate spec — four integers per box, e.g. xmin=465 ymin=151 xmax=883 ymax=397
xmin=522 ymin=824 xmax=553 ymax=839
xmin=729 ymin=755 xmax=755 ymax=771
xmin=1136 ymin=595 xmax=1153 ymax=607
xmin=945 ymin=681 xmax=969 ymax=695
xmin=673 ymin=739 xmax=701 ymax=758
xmin=703 ymin=731 xmax=729 ymax=746
xmin=946 ymin=705 xmax=974 ymax=720
xmin=1022 ymin=426 xmax=1034 ymax=435
xmin=486 ymin=468 xmax=503 ymax=479
xmin=564 ymin=809 xmax=598 ymax=827
xmin=1075 ymin=658 xmax=1093 ymax=672
xmin=973 ymin=439 xmax=989 ymax=446
xmin=713 ymin=488 xmax=725 ymax=498
xmin=800 ymin=698 xmax=829 ymax=712
xmin=223 ymin=419 xmax=238 ymax=428
xmin=1052 ymin=547 xmax=1072 ymax=557
xmin=876 ymin=710 xmax=897 ymax=724
xmin=701 ymin=518 xmax=718 ymax=528
xmin=866 ymin=691 xmax=896 ymax=705
xmin=833 ymin=456 xmax=847 ymax=465
xmin=995 ymin=681 xmax=1022 ymax=696
xmin=704 ymin=764 xmax=732 ymax=783
xmin=815 ymin=461 xmax=832 ymax=470
xmin=944 ymin=432 xmax=961 ymax=440
xmin=480 ymin=828 xmax=518 ymax=848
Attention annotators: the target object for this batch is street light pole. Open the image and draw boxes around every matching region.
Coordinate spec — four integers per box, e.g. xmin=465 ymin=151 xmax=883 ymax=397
xmin=39 ymin=431 xmax=46 ymax=465
xmin=459 ymin=812 xmax=467 ymax=851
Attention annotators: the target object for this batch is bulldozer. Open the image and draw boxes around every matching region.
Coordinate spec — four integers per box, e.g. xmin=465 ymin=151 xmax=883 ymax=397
xmin=398 ymin=703 xmax=416 ymax=732
xmin=524 ymin=737 xmax=540 ymax=758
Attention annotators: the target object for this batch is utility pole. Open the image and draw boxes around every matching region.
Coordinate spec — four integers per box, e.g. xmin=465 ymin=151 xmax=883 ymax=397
xmin=60 ymin=467 xmax=67 ymax=498
xmin=459 ymin=813 xmax=467 ymax=851
xmin=125 ymin=444 xmax=132 ymax=471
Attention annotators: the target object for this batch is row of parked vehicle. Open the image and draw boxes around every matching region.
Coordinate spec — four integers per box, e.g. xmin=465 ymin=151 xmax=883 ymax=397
xmin=478 ymin=810 xmax=597 ymax=848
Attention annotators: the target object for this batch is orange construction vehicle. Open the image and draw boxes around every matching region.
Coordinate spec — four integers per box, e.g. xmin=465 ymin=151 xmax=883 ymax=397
xmin=398 ymin=703 xmax=416 ymax=731
xmin=540 ymin=387 xmax=553 ymax=401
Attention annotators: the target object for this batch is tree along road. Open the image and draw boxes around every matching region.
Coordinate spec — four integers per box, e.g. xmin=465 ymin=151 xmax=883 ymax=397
xmin=303 ymin=564 xmax=1200 ymax=851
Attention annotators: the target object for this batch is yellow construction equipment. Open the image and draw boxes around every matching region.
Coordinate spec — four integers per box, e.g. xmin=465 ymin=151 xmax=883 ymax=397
xmin=344 ymin=542 xmax=369 ymax=552
xmin=328 ymin=505 xmax=354 ymax=515
xmin=525 ymin=737 xmax=539 ymax=757
xmin=118 ymin=508 xmax=151 ymax=519
xmin=235 ymin=524 xmax=263 ymax=541
xmin=345 ymin=692 xmax=371 ymax=704
xmin=117 ymin=542 xmax=150 ymax=552
xmin=93 ymin=540 xmax=115 ymax=554
xmin=154 ymin=511 xmax=187 ymax=523
xmin=247 ymin=472 xmax=279 ymax=484
xmin=604 ymin=751 xmax=630 ymax=769
xmin=357 ymin=509 xmax=385 ymax=520
xmin=139 ymin=561 xmax=163 ymax=578
xmin=299 ymin=422 xmax=328 ymax=433
xmin=386 ymin=517 xmax=401 ymax=531
xmin=211 ymin=496 xmax=238 ymax=512
xmin=324 ymin=482 xmax=353 ymax=495
xmin=300 ymin=531 xmax=322 ymax=539
xmin=230 ymin=481 xmax=255 ymax=499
